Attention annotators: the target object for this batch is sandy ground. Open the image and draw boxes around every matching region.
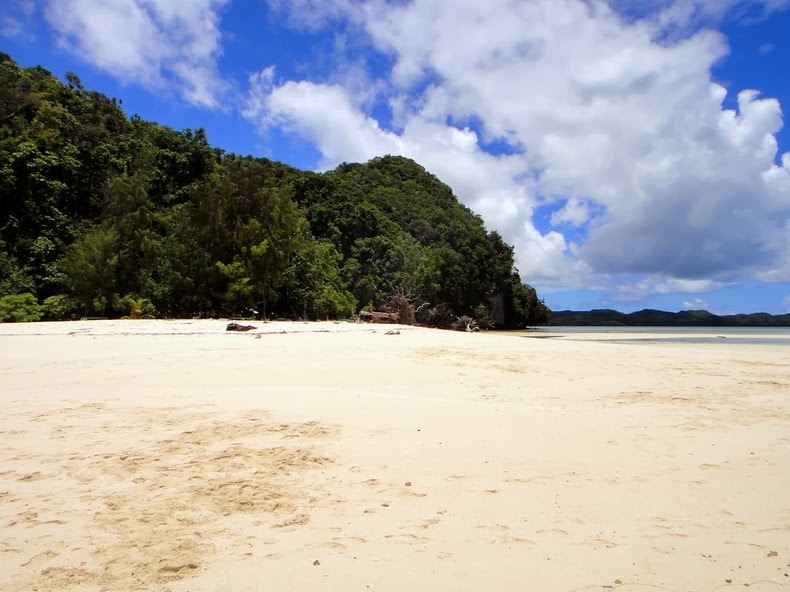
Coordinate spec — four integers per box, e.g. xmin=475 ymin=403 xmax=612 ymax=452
xmin=1 ymin=320 xmax=789 ymax=592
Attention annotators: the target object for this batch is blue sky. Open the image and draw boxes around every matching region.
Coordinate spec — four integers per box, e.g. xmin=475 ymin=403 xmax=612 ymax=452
xmin=2 ymin=0 xmax=790 ymax=314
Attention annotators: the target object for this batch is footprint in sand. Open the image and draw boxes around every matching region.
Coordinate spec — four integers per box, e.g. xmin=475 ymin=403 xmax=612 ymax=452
xmin=333 ymin=536 xmax=368 ymax=544
xmin=157 ymin=562 xmax=200 ymax=575
xmin=307 ymin=541 xmax=346 ymax=550
xmin=272 ymin=514 xmax=310 ymax=529
xmin=416 ymin=513 xmax=445 ymax=529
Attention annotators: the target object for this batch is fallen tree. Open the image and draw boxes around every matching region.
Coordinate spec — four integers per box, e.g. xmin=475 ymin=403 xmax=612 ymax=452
xmin=358 ymin=311 xmax=400 ymax=324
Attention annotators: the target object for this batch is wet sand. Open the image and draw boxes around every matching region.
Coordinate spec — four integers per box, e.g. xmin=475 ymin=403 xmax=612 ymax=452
xmin=1 ymin=320 xmax=789 ymax=591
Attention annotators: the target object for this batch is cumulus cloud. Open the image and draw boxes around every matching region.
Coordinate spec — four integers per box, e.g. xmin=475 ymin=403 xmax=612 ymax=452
xmin=244 ymin=69 xmax=564 ymax=278
xmin=250 ymin=0 xmax=790 ymax=296
xmin=245 ymin=71 xmax=402 ymax=166
xmin=550 ymin=198 xmax=594 ymax=228
xmin=45 ymin=0 xmax=229 ymax=107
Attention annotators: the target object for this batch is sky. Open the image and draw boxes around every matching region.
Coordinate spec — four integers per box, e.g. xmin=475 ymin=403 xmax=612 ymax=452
xmin=2 ymin=0 xmax=790 ymax=314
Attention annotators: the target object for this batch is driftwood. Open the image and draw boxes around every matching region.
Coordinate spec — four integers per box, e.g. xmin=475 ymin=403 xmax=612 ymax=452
xmin=453 ymin=315 xmax=480 ymax=332
xmin=226 ymin=322 xmax=257 ymax=332
xmin=384 ymin=290 xmax=417 ymax=325
xmin=359 ymin=311 xmax=399 ymax=324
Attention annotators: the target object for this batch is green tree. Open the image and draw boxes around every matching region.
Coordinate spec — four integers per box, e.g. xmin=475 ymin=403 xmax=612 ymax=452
xmin=0 ymin=293 xmax=42 ymax=322
xmin=42 ymin=294 xmax=77 ymax=320
xmin=61 ymin=226 xmax=119 ymax=315
xmin=0 ymin=53 xmax=549 ymax=324
xmin=280 ymin=235 xmax=356 ymax=319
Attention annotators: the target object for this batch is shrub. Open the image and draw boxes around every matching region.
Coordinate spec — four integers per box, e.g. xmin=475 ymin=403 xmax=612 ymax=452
xmin=119 ymin=295 xmax=156 ymax=319
xmin=0 ymin=293 xmax=43 ymax=322
xmin=472 ymin=303 xmax=494 ymax=330
xmin=42 ymin=294 xmax=77 ymax=320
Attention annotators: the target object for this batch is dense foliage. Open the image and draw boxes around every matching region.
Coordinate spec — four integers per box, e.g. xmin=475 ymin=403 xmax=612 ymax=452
xmin=549 ymin=309 xmax=790 ymax=327
xmin=0 ymin=53 xmax=548 ymax=326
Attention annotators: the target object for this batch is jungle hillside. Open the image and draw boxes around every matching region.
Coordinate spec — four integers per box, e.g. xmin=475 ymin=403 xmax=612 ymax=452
xmin=0 ymin=53 xmax=549 ymax=327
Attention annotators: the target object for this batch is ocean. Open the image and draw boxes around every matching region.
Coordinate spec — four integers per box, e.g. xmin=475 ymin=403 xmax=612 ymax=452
xmin=528 ymin=325 xmax=790 ymax=346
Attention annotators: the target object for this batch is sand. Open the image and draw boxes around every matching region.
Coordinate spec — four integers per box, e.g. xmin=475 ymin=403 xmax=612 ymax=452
xmin=1 ymin=320 xmax=789 ymax=592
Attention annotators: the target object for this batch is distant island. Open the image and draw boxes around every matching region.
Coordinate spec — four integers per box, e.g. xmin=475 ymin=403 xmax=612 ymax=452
xmin=548 ymin=309 xmax=790 ymax=327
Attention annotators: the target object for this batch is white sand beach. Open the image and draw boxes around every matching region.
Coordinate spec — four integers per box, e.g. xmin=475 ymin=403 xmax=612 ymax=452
xmin=1 ymin=320 xmax=789 ymax=591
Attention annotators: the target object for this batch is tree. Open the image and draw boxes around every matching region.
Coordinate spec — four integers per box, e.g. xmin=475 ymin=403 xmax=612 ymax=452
xmin=0 ymin=54 xmax=550 ymax=323
xmin=280 ymin=235 xmax=356 ymax=319
xmin=61 ymin=226 xmax=119 ymax=315
xmin=0 ymin=293 xmax=42 ymax=322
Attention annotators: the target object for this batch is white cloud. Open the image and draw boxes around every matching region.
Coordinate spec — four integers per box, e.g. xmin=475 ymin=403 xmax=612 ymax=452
xmin=245 ymin=72 xmax=561 ymax=277
xmin=45 ymin=0 xmax=230 ymax=107
xmin=251 ymin=0 xmax=790 ymax=296
xmin=682 ymin=297 xmax=710 ymax=310
xmin=550 ymin=198 xmax=593 ymax=227
xmin=245 ymin=72 xmax=402 ymax=166
xmin=783 ymin=294 xmax=790 ymax=313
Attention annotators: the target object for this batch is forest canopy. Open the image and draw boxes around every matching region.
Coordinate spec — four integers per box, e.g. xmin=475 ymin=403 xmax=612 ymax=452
xmin=0 ymin=53 xmax=549 ymax=327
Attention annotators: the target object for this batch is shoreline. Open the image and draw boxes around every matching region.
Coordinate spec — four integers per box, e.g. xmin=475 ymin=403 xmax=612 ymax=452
xmin=4 ymin=317 xmax=789 ymax=339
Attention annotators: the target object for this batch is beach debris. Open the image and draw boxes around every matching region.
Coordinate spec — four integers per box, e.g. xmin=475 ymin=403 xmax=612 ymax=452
xmin=768 ymin=551 xmax=778 ymax=557
xmin=359 ymin=310 xmax=400 ymax=324
xmin=381 ymin=503 xmax=390 ymax=507
xmin=385 ymin=329 xmax=401 ymax=335
xmin=254 ymin=334 xmax=262 ymax=339
xmin=313 ymin=560 xmax=320 ymax=566
xmin=405 ymin=481 xmax=412 ymax=487
xmin=226 ymin=322 xmax=256 ymax=332
xmin=453 ymin=315 xmax=480 ymax=332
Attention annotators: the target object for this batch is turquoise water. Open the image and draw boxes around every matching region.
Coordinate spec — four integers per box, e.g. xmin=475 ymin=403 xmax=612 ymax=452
xmin=529 ymin=326 xmax=790 ymax=345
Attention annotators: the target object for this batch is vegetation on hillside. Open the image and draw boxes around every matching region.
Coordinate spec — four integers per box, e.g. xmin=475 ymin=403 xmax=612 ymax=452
xmin=0 ymin=53 xmax=549 ymax=326
xmin=548 ymin=309 xmax=790 ymax=327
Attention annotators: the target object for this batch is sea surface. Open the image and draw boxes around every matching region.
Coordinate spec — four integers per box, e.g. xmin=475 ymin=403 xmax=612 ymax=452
xmin=528 ymin=325 xmax=790 ymax=346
